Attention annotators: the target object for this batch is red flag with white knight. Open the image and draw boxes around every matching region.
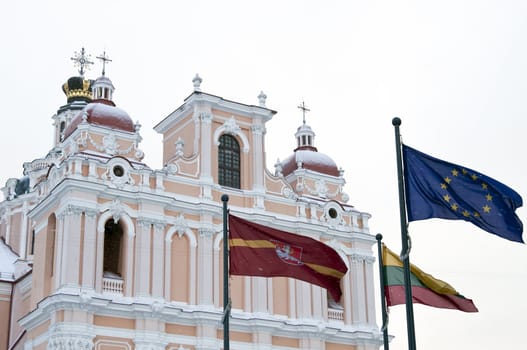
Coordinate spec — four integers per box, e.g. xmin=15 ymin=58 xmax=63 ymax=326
xmin=228 ymin=215 xmax=348 ymax=301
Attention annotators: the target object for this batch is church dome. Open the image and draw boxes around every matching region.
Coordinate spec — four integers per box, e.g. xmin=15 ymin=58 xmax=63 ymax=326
xmin=279 ymin=105 xmax=340 ymax=177
xmin=281 ymin=148 xmax=340 ymax=177
xmin=63 ymin=99 xmax=134 ymax=139
xmin=62 ymin=76 xmax=93 ymax=103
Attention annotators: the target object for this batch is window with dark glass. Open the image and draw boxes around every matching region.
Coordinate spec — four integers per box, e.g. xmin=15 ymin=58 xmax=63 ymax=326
xmin=103 ymin=219 xmax=123 ymax=277
xmin=30 ymin=229 xmax=35 ymax=255
xmin=218 ymin=134 xmax=241 ymax=189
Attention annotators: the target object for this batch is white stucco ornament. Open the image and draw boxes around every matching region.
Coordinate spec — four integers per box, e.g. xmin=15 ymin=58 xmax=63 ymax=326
xmin=192 ymin=73 xmax=202 ymax=91
xmin=102 ymin=134 xmax=119 ymax=155
xmin=258 ymin=91 xmax=267 ymax=107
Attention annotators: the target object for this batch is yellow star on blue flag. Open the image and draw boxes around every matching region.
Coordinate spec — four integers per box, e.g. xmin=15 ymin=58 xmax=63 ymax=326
xmin=403 ymin=144 xmax=523 ymax=243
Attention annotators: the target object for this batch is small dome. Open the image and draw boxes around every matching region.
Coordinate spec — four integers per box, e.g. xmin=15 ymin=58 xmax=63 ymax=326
xmin=63 ymin=99 xmax=134 ymax=139
xmin=92 ymin=75 xmax=115 ymax=100
xmin=94 ymin=75 xmax=114 ymax=88
xmin=281 ymin=149 xmax=340 ymax=177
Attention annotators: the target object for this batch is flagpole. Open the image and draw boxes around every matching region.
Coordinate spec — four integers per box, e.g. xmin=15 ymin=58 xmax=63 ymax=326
xmin=221 ymin=194 xmax=230 ymax=350
xmin=392 ymin=117 xmax=417 ymax=350
xmin=376 ymin=234 xmax=390 ymax=350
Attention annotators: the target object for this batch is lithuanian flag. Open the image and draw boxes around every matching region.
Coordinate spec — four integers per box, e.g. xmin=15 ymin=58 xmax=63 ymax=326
xmin=382 ymin=244 xmax=478 ymax=312
xmin=228 ymin=215 xmax=348 ymax=301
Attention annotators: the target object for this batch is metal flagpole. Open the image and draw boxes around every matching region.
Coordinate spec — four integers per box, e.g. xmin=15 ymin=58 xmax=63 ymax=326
xmin=375 ymin=234 xmax=390 ymax=350
xmin=221 ymin=194 xmax=230 ymax=350
xmin=392 ymin=117 xmax=417 ymax=350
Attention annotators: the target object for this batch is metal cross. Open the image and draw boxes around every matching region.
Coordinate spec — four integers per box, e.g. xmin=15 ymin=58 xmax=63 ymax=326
xmin=96 ymin=51 xmax=112 ymax=76
xmin=297 ymin=101 xmax=310 ymax=124
xmin=70 ymin=47 xmax=94 ymax=77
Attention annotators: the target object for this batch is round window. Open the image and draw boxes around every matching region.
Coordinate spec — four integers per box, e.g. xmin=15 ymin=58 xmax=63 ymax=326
xmin=328 ymin=207 xmax=338 ymax=219
xmin=113 ymin=165 xmax=125 ymax=177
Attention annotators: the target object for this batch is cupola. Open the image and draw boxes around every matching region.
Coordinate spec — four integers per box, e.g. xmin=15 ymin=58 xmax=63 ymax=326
xmin=279 ymin=102 xmax=340 ymax=177
xmin=91 ymin=51 xmax=114 ymax=101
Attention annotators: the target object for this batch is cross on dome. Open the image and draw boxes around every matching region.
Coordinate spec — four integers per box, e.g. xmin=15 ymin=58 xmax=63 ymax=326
xmin=96 ymin=51 xmax=112 ymax=76
xmin=297 ymin=101 xmax=310 ymax=124
xmin=294 ymin=101 xmax=316 ymax=151
xmin=71 ymin=47 xmax=94 ymax=77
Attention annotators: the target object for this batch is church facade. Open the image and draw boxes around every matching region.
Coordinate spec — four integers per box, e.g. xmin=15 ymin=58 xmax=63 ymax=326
xmin=0 ymin=50 xmax=382 ymax=350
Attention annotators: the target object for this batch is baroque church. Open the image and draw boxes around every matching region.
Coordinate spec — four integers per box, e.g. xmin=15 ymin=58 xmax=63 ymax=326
xmin=0 ymin=49 xmax=383 ymax=350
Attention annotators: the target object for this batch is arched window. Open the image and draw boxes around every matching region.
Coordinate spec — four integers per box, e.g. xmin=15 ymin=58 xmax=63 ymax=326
xmin=103 ymin=219 xmax=123 ymax=277
xmin=218 ymin=134 xmax=241 ymax=189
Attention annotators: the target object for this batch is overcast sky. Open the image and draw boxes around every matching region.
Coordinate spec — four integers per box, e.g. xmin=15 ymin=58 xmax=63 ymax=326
xmin=2 ymin=1 xmax=526 ymax=349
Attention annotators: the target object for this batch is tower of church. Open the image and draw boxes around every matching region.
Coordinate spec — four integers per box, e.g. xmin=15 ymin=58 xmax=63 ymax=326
xmin=0 ymin=50 xmax=383 ymax=350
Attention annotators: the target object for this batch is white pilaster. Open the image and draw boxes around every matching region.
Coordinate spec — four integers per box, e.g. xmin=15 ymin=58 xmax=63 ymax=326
xmin=296 ymin=280 xmax=312 ymax=318
xmin=350 ymin=254 xmax=367 ymax=324
xmin=251 ymin=123 xmax=265 ymax=193
xmin=135 ymin=218 xmax=152 ymax=297
xmin=88 ymin=159 xmax=97 ymax=180
xmin=252 ymin=277 xmax=268 ymax=313
xmin=213 ymin=234 xmax=221 ymax=308
xmin=244 ymin=277 xmax=252 ymax=312
xmin=55 ymin=211 xmax=65 ymax=290
xmin=197 ymin=227 xmax=214 ymax=305
xmin=343 ymin=264 xmax=352 ymax=324
xmin=253 ymin=331 xmax=272 ymax=350
xmin=123 ymin=225 xmax=135 ymax=298
xmin=81 ymin=210 xmax=97 ymax=290
xmin=289 ymin=279 xmax=296 ymax=318
xmin=200 ymin=112 xmax=213 ymax=180
xmin=94 ymin=220 xmax=104 ymax=293
xmin=195 ymin=324 xmax=218 ymax=350
xmin=364 ymin=256 xmax=377 ymax=326
xmin=311 ymin=285 xmax=324 ymax=320
xmin=152 ymin=222 xmax=165 ymax=298
xmin=64 ymin=207 xmax=82 ymax=287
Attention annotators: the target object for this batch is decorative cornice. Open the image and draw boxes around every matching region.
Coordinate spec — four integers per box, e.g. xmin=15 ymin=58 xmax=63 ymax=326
xmin=19 ymin=293 xmax=382 ymax=347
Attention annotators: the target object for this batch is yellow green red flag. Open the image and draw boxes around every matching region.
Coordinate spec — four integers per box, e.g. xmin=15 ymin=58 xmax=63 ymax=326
xmin=382 ymin=244 xmax=478 ymax=312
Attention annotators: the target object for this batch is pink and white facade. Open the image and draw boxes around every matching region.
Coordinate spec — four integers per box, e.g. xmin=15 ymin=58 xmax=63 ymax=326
xmin=0 ymin=55 xmax=383 ymax=350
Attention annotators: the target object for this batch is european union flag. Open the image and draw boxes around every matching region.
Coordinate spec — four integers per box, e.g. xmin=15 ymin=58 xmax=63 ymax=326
xmin=403 ymin=144 xmax=523 ymax=243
